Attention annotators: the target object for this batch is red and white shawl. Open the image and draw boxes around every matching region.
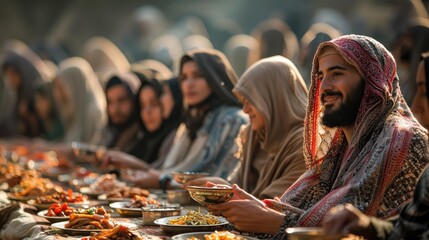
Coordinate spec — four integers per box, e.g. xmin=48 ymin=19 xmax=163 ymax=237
xmin=264 ymin=34 xmax=429 ymax=227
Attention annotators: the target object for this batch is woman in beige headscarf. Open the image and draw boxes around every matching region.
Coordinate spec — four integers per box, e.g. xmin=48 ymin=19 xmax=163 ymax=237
xmin=82 ymin=37 xmax=130 ymax=86
xmin=187 ymin=55 xmax=308 ymax=199
xmin=56 ymin=57 xmax=107 ymax=143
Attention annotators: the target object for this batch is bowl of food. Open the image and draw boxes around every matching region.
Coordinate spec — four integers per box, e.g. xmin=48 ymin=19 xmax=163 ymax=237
xmin=187 ymin=186 xmax=234 ymax=206
xmin=166 ymin=189 xmax=196 ymax=205
xmin=154 ymin=211 xmax=228 ymax=234
xmin=286 ymin=227 xmax=342 ymax=240
xmin=172 ymin=172 xmax=210 ymax=184
xmin=172 ymin=231 xmax=259 ymax=240
xmin=142 ymin=205 xmax=182 ymax=225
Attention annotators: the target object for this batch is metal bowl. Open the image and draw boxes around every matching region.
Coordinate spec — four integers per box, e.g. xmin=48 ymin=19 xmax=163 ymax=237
xmin=286 ymin=227 xmax=342 ymax=240
xmin=142 ymin=205 xmax=182 ymax=225
xmin=171 ymin=172 xmax=210 ymax=184
xmin=187 ymin=186 xmax=233 ymax=206
xmin=166 ymin=189 xmax=196 ymax=205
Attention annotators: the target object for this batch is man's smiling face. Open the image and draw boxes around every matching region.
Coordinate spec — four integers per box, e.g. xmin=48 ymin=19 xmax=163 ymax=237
xmin=317 ymin=46 xmax=365 ymax=128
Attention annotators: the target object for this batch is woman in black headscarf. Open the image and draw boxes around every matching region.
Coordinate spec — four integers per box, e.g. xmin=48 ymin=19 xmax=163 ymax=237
xmin=98 ymin=73 xmax=141 ymax=151
xmin=127 ymin=77 xmax=183 ymax=167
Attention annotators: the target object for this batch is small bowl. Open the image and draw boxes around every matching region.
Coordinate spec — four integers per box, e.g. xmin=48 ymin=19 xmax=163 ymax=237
xmin=187 ymin=186 xmax=233 ymax=206
xmin=142 ymin=206 xmax=182 ymax=225
xmin=171 ymin=172 xmax=210 ymax=184
xmin=166 ymin=189 xmax=196 ymax=205
xmin=286 ymin=227 xmax=342 ymax=240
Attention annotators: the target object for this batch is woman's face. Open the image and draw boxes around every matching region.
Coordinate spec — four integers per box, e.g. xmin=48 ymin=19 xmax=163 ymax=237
xmin=53 ymin=78 xmax=73 ymax=122
xmin=180 ymin=61 xmax=212 ymax=106
xmin=34 ymin=92 xmax=51 ymax=120
xmin=160 ymin=84 xmax=175 ymax=119
xmin=242 ymin=97 xmax=265 ymax=131
xmin=140 ymin=86 xmax=163 ymax=132
xmin=3 ymin=66 xmax=21 ymax=92
xmin=411 ymin=61 xmax=429 ymax=130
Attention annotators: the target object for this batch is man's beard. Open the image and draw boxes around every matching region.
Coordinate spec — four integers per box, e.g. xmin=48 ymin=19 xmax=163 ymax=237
xmin=321 ymin=83 xmax=365 ymax=128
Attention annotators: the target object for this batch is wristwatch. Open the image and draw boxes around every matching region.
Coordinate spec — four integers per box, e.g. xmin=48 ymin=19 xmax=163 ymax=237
xmin=159 ymin=173 xmax=172 ymax=193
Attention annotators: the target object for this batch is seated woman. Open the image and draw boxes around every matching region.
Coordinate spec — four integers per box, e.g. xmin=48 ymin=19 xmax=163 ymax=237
xmin=55 ymin=57 xmax=107 ymax=144
xmin=98 ymin=73 xmax=141 ymax=152
xmin=104 ymin=49 xmax=248 ymax=190
xmin=186 ymin=56 xmax=308 ymax=199
xmin=102 ymin=76 xmax=183 ymax=170
xmin=34 ymin=81 xmax=65 ymax=142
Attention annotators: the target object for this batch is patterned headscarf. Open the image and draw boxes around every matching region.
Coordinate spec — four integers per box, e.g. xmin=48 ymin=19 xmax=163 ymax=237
xmin=265 ymin=35 xmax=429 ymax=229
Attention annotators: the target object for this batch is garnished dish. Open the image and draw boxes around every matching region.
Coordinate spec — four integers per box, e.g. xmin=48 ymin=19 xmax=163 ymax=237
xmin=155 ymin=211 xmax=228 ymax=234
xmin=172 ymin=231 xmax=256 ymax=240
xmin=39 ymin=205 xmax=109 ymax=223
xmin=168 ymin=211 xmax=220 ymax=225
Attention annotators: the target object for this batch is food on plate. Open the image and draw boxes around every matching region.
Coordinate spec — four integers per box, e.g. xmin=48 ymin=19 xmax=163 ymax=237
xmin=1 ymin=163 xmax=40 ymax=187
xmin=82 ymin=225 xmax=143 ymax=240
xmin=65 ymin=213 xmax=118 ymax=230
xmin=89 ymin=174 xmax=126 ymax=192
xmin=168 ymin=211 xmax=220 ymax=225
xmin=45 ymin=203 xmax=108 ymax=217
xmin=186 ymin=231 xmax=246 ymax=240
xmin=125 ymin=195 xmax=159 ymax=208
xmin=46 ymin=202 xmax=75 ymax=217
xmin=105 ymin=187 xmax=150 ymax=198
xmin=10 ymin=177 xmax=63 ymax=197
xmin=35 ymin=189 xmax=88 ymax=204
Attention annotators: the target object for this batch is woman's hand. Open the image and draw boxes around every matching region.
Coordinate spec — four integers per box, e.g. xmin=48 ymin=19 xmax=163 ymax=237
xmin=322 ymin=203 xmax=378 ymax=239
xmin=121 ymin=168 xmax=161 ymax=189
xmin=207 ymin=184 xmax=284 ymax=234
xmin=101 ymin=150 xmax=150 ymax=170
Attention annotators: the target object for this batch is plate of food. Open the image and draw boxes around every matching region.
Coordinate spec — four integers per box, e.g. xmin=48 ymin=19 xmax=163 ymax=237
xmin=154 ymin=211 xmax=229 ymax=234
xmin=38 ymin=204 xmax=109 ymax=223
xmin=51 ymin=213 xmax=137 ymax=235
xmin=172 ymin=231 xmax=259 ymax=240
xmin=109 ymin=195 xmax=161 ymax=217
xmin=80 ymin=225 xmax=162 ymax=240
xmin=27 ymin=190 xmax=90 ymax=210
xmin=38 ymin=209 xmax=70 ymax=223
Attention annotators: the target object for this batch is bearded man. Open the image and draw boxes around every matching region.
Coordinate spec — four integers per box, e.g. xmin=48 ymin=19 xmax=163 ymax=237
xmin=208 ymin=35 xmax=429 ymax=239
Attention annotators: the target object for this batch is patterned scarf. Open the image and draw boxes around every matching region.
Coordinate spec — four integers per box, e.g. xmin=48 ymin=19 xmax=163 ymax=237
xmin=265 ymin=34 xmax=429 ymax=227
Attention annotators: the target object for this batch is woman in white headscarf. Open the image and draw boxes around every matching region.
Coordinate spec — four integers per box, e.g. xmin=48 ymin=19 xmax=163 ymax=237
xmin=56 ymin=57 xmax=107 ymax=143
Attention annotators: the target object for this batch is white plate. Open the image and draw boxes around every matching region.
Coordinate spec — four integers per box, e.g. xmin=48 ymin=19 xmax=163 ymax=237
xmin=109 ymin=201 xmax=141 ymax=215
xmin=172 ymin=231 xmax=259 ymax=240
xmin=37 ymin=210 xmax=69 ymax=223
xmin=154 ymin=216 xmax=229 ymax=234
xmin=79 ymin=187 xmax=102 ymax=199
xmin=51 ymin=221 xmax=137 ymax=235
